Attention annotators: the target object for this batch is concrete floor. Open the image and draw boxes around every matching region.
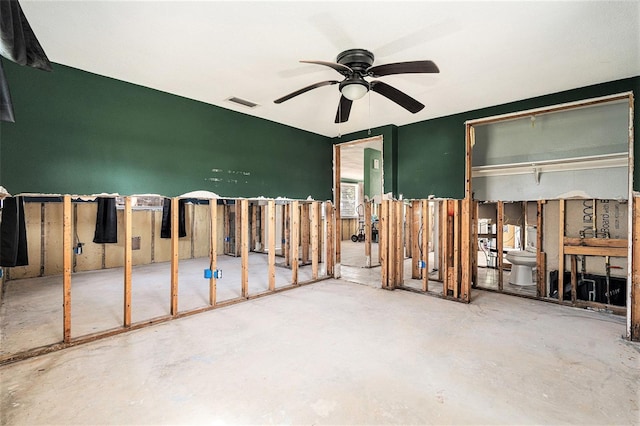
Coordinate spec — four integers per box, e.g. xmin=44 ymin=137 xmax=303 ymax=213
xmin=0 ymin=253 xmax=319 ymax=356
xmin=1 ymin=248 xmax=639 ymax=424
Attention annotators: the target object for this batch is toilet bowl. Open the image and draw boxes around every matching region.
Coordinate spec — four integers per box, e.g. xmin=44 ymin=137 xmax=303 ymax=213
xmin=505 ymin=247 xmax=536 ymax=286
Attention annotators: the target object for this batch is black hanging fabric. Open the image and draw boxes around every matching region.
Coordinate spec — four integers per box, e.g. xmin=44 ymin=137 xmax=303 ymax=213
xmin=93 ymin=197 xmax=118 ymax=244
xmin=0 ymin=196 xmax=29 ymax=267
xmin=161 ymin=198 xmax=187 ymax=238
xmin=0 ymin=0 xmax=52 ymax=122
xmin=0 ymin=60 xmax=15 ymax=122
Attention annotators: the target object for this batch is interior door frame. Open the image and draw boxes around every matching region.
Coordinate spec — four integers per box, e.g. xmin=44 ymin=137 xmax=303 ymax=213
xmin=333 ymin=135 xmax=384 ymax=277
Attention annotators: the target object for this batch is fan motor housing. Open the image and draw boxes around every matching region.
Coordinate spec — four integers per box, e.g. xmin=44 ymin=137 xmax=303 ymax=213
xmin=336 ymin=49 xmax=374 ymax=73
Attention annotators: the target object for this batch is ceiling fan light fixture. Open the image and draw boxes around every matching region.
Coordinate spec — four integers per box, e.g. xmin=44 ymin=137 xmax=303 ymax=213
xmin=340 ymin=79 xmax=369 ymax=101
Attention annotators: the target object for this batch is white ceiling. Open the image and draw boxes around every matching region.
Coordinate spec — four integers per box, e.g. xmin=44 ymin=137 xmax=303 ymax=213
xmin=19 ymin=1 xmax=640 ymax=138
xmin=340 ymin=137 xmax=383 ymax=181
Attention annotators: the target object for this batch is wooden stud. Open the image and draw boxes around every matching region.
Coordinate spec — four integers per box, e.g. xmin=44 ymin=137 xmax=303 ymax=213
xmin=335 ymin=145 xmax=342 ymax=273
xmin=537 ymin=200 xmax=545 ymax=298
xmin=433 ymin=201 xmax=446 ymax=282
xmin=291 ymin=201 xmax=300 ymax=284
xmin=453 ymin=200 xmax=461 ymax=299
xmin=558 ymin=199 xmax=565 ymax=303
xmin=234 ymin=202 xmax=241 ymax=257
xmin=411 ymin=200 xmax=421 ymax=279
xmin=311 ymin=202 xmax=319 ymax=279
xmin=301 ymin=203 xmax=310 ymax=264
xmin=326 ymin=201 xmax=334 ymax=276
xmin=241 ymin=199 xmax=249 ymax=298
xmin=124 ymin=196 xmax=132 ymax=327
xmin=268 ymin=200 xmax=276 ymax=291
xmin=396 ymin=201 xmax=404 ymax=285
xmin=497 ymin=201 xmax=504 ymax=291
xmin=224 ymin=204 xmax=231 ymax=255
xmin=62 ymin=195 xmax=72 ymax=343
xmin=209 ymin=200 xmax=218 ymax=306
xmin=317 ymin=205 xmax=323 ymax=264
xmin=260 ymin=205 xmax=266 ymax=252
xmin=465 ymin=123 xmax=475 ymax=298
xmin=460 ymin=198 xmax=471 ymax=302
xmin=628 ymin=95 xmax=635 ymax=341
xmin=439 ymin=201 xmax=447 ymax=290
xmin=471 ymin=200 xmax=478 ymax=288
xmin=380 ymin=200 xmax=389 ymax=289
xmin=388 ymin=200 xmax=396 ymax=288
xmin=364 ymin=201 xmax=372 ymax=268
xmin=170 ymin=197 xmax=179 ymax=316
xmin=190 ymin=204 xmax=196 ymax=259
xmin=251 ymin=204 xmax=257 ymax=252
xmin=284 ymin=203 xmax=290 ymax=267
xmin=422 ymin=200 xmax=430 ymax=292
xmin=632 ymin=196 xmax=640 ymax=341
xmin=447 ymin=201 xmax=456 ymax=295
xmin=570 ymin=254 xmax=578 ymax=303
xmin=405 ymin=203 xmax=412 ymax=259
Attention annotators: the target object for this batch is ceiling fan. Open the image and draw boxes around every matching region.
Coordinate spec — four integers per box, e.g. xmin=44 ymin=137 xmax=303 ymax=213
xmin=274 ymin=48 xmax=439 ymax=123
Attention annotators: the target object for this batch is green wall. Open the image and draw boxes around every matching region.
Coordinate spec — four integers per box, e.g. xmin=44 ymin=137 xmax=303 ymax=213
xmin=0 ymin=60 xmax=333 ymax=199
xmin=363 ymin=148 xmax=382 ymax=199
xmin=397 ymin=76 xmax=640 ymax=199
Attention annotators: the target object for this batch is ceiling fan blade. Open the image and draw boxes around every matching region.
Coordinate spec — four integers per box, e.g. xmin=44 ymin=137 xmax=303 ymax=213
xmin=274 ymin=80 xmax=340 ymax=104
xmin=367 ymin=60 xmax=439 ymax=77
xmin=300 ymin=60 xmax=352 ymax=76
xmin=370 ymin=81 xmax=425 ymax=113
xmin=335 ymin=96 xmax=353 ymax=123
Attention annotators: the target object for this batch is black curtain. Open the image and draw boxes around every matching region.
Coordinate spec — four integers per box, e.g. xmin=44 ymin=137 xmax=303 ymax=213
xmin=161 ymin=198 xmax=186 ymax=238
xmin=0 ymin=0 xmax=52 ymax=122
xmin=0 ymin=196 xmax=28 ymax=267
xmin=93 ymin=197 xmax=118 ymax=244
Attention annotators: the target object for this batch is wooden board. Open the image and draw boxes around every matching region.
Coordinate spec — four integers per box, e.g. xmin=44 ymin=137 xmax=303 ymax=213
xmin=63 ymin=195 xmax=72 ymax=343
xmin=326 ymin=202 xmax=334 ymax=276
xmin=291 ymin=201 xmax=300 ymax=284
xmin=460 ymin=198 xmax=471 ymax=302
xmin=558 ymin=199 xmax=565 ymax=303
xmin=497 ymin=201 xmax=504 ymax=291
xmin=335 ymin=145 xmax=341 ymax=269
xmin=563 ymin=245 xmax=628 ymax=257
xmin=632 ymin=196 xmax=640 ymax=341
xmin=453 ymin=200 xmax=460 ymax=299
xmin=124 ymin=197 xmax=132 ymax=327
xmin=422 ymin=200 xmax=429 ymax=292
xmin=268 ymin=200 xmax=276 ymax=290
xmin=170 ymin=197 xmax=179 ymax=316
xmin=364 ymin=201 xmax=372 ymax=268
xmin=241 ymin=199 xmax=249 ymax=298
xmin=210 ymin=200 xmax=218 ymax=306
xmin=563 ymin=237 xmax=628 ymax=248
xmin=284 ymin=204 xmax=290 ymax=267
xmin=537 ymin=201 xmax=545 ymax=297
xmin=301 ymin=203 xmax=310 ymax=264
xmin=311 ymin=202 xmax=319 ymax=279
xmin=380 ymin=200 xmax=388 ymax=288
xmin=411 ymin=200 xmax=420 ymax=279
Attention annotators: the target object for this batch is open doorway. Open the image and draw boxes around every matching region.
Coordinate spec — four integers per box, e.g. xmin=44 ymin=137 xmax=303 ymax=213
xmin=334 ymin=136 xmax=383 ymax=282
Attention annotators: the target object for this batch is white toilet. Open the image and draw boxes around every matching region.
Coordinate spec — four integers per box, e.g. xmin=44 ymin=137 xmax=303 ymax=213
xmin=505 ymin=226 xmax=537 ymax=286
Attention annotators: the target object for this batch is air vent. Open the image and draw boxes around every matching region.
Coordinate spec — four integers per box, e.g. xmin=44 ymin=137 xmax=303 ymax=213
xmin=226 ymin=97 xmax=259 ymax=108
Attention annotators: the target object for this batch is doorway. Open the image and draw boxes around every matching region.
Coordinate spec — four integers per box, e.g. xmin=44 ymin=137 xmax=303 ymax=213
xmin=334 ymin=136 xmax=383 ymax=282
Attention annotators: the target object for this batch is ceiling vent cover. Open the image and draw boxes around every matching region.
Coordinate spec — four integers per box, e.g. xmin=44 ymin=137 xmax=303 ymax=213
xmin=226 ymin=97 xmax=259 ymax=108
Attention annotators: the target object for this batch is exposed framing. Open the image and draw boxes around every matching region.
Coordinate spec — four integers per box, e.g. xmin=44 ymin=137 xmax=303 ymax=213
xmin=465 ymin=91 xmax=636 ymax=340
xmin=1 ymin=196 xmax=333 ymax=366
